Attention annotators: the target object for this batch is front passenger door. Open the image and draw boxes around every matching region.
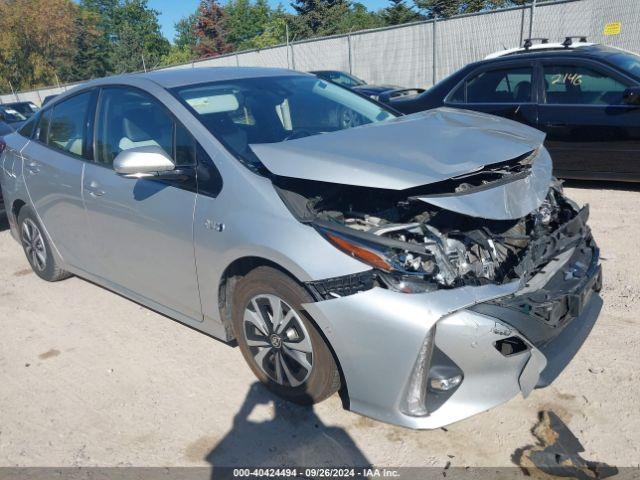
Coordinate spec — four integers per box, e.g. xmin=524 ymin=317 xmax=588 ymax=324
xmin=537 ymin=61 xmax=640 ymax=179
xmin=82 ymin=87 xmax=202 ymax=321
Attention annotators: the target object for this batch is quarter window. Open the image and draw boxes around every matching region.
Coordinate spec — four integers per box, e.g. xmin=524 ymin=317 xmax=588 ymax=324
xmin=543 ymin=64 xmax=628 ymax=105
xmin=47 ymin=92 xmax=93 ymax=158
xmin=451 ymin=67 xmax=533 ymax=104
xmin=35 ymin=109 xmax=51 ymax=144
xmin=18 ymin=113 xmax=38 ymax=138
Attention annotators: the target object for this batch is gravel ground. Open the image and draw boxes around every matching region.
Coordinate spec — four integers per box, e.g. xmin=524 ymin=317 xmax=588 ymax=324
xmin=0 ymin=182 xmax=639 ymax=470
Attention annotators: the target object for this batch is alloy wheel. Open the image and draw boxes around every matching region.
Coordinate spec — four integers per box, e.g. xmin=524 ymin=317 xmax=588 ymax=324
xmin=21 ymin=218 xmax=47 ymax=272
xmin=243 ymin=294 xmax=314 ymax=388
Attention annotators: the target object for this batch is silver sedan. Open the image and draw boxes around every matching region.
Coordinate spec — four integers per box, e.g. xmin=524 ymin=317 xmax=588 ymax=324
xmin=0 ymin=67 xmax=602 ymax=428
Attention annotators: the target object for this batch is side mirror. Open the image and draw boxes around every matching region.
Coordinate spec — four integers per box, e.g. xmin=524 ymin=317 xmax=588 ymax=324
xmin=113 ymin=145 xmax=175 ymax=178
xmin=623 ymin=86 xmax=640 ymax=106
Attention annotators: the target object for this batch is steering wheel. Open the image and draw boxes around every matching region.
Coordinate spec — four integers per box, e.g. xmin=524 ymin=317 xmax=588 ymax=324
xmin=283 ymin=129 xmax=314 ymax=141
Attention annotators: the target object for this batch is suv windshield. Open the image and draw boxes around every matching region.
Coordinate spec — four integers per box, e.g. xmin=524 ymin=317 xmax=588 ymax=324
xmin=605 ymin=50 xmax=640 ymax=80
xmin=0 ymin=107 xmax=27 ymax=123
xmin=173 ymin=75 xmax=395 ymax=167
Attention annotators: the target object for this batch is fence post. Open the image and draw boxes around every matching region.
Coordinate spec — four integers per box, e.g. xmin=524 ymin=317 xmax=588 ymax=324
xmin=432 ymin=17 xmax=438 ymax=86
xmin=347 ymin=34 xmax=353 ymax=74
xmin=291 ymin=44 xmax=296 ymax=70
xmin=519 ymin=5 xmax=526 ymax=46
xmin=529 ymin=0 xmax=537 ymax=39
xmin=235 ymin=53 xmax=240 ymax=67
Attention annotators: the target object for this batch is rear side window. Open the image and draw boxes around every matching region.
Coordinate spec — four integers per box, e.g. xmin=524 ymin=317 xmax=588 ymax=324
xmin=95 ymin=88 xmax=174 ymax=167
xmin=451 ymin=67 xmax=533 ymax=104
xmin=543 ymin=64 xmax=629 ymax=105
xmin=47 ymin=92 xmax=93 ymax=158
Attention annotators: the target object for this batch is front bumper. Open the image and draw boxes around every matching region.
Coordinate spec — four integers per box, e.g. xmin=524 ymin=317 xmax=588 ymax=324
xmin=304 ymin=231 xmax=602 ymax=429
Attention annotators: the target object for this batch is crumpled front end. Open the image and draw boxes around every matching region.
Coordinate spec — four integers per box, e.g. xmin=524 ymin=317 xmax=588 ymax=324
xmin=303 ymin=199 xmax=602 ymax=428
xmin=278 ymin=146 xmax=602 ymax=428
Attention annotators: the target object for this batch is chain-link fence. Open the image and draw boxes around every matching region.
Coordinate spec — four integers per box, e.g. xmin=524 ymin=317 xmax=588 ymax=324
xmin=2 ymin=0 xmax=639 ymax=105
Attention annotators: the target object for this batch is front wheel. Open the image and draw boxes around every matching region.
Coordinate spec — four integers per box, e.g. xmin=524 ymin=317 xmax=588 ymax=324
xmin=18 ymin=207 xmax=71 ymax=282
xmin=231 ymin=266 xmax=340 ymax=404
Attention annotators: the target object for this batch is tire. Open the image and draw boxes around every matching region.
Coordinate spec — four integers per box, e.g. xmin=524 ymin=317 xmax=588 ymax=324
xmin=231 ymin=266 xmax=340 ymax=405
xmin=17 ymin=207 xmax=71 ymax=282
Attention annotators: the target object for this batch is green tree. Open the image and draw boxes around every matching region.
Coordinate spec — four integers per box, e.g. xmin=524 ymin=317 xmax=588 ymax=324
xmin=194 ymin=0 xmax=234 ymax=57
xmin=0 ymin=0 xmax=77 ymax=91
xmin=414 ymin=0 xmax=527 ymax=18
xmin=291 ymin=0 xmax=350 ymax=37
xmin=225 ymin=0 xmax=271 ymax=49
xmin=336 ymin=3 xmax=384 ymax=32
xmin=380 ymin=0 xmax=421 ymax=26
xmin=110 ymin=0 xmax=170 ymax=73
xmin=174 ymin=13 xmax=199 ymax=51
xmin=62 ymin=9 xmax=110 ymax=81
xmin=160 ymin=45 xmax=196 ymax=66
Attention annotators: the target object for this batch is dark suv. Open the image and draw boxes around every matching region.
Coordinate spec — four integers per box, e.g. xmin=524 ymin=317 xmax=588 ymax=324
xmin=390 ymin=40 xmax=640 ymax=182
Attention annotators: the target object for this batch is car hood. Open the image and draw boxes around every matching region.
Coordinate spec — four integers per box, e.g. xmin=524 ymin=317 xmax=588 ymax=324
xmin=250 ymin=107 xmax=546 ymax=191
xmin=352 ymin=84 xmax=401 ymax=94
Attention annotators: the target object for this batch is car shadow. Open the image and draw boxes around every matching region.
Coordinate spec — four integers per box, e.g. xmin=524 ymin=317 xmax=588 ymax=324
xmin=0 ymin=205 xmax=9 ymax=232
xmin=563 ymin=179 xmax=640 ymax=192
xmin=205 ymin=382 xmax=371 ymax=478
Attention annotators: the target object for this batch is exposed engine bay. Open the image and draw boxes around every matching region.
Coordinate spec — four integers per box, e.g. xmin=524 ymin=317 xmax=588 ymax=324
xmin=275 ymin=168 xmax=591 ymax=295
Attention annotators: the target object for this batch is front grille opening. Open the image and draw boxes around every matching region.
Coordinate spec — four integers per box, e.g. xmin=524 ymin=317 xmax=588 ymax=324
xmin=495 ymin=336 xmax=529 ymax=356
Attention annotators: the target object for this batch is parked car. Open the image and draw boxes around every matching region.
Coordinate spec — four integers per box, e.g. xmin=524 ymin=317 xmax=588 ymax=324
xmin=310 ymin=70 xmax=423 ymax=102
xmin=2 ymin=101 xmax=39 ymax=118
xmin=0 ymin=121 xmax=15 ymax=137
xmin=41 ymin=95 xmax=58 ymax=106
xmin=0 ymin=106 xmax=27 ymax=129
xmin=390 ymin=38 xmax=640 ymax=182
xmin=0 ymin=68 xmax=602 ymax=429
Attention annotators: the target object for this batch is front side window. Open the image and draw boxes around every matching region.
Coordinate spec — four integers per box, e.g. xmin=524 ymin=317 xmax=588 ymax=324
xmin=173 ymin=75 xmax=395 ymax=167
xmin=450 ymin=67 xmax=533 ymax=104
xmin=543 ymin=64 xmax=629 ymax=105
xmin=95 ymin=88 xmax=174 ymax=167
xmin=47 ymin=92 xmax=93 ymax=158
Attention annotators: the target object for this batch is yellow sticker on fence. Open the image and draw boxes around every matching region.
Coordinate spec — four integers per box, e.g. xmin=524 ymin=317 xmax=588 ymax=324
xmin=604 ymin=22 xmax=622 ymax=36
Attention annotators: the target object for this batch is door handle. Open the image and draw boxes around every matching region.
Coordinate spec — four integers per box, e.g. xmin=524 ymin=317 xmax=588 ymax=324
xmin=85 ymin=181 xmax=105 ymax=197
xmin=26 ymin=161 xmax=40 ymax=174
xmin=545 ymin=122 xmax=568 ymax=128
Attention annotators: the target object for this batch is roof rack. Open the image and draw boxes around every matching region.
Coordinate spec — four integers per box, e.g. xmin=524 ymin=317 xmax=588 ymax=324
xmin=523 ymin=38 xmax=549 ymax=50
xmin=562 ymin=36 xmax=588 ymax=47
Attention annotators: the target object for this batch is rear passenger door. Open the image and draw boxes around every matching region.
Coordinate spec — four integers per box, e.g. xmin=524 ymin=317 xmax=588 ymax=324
xmin=82 ymin=86 xmax=203 ymax=321
xmin=445 ymin=61 xmax=538 ymax=128
xmin=537 ymin=59 xmax=640 ymax=179
xmin=20 ymin=91 xmax=97 ymax=268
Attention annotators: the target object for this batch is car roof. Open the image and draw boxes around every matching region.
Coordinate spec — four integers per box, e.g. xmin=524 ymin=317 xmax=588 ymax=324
xmin=482 ymin=43 xmax=625 ymax=64
xmin=105 ymin=66 xmax=307 ymax=89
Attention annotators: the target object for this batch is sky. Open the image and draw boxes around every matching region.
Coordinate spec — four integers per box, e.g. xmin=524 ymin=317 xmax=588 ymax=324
xmin=147 ymin=0 xmax=390 ymax=42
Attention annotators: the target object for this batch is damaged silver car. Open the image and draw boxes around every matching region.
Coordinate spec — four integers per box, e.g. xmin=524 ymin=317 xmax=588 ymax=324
xmin=0 ymin=68 xmax=602 ymax=428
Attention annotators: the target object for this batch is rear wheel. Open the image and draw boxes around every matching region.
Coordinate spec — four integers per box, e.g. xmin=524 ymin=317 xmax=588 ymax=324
xmin=18 ymin=208 xmax=71 ymax=282
xmin=231 ymin=266 xmax=340 ymax=404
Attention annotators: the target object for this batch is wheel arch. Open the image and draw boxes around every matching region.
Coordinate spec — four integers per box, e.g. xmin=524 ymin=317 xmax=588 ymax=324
xmin=217 ymin=255 xmax=350 ymax=407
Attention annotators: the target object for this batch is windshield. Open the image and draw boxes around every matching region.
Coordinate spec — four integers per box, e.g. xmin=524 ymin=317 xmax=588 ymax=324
xmin=173 ymin=75 xmax=395 ymax=167
xmin=0 ymin=107 xmax=27 ymax=123
xmin=605 ymin=50 xmax=640 ymax=79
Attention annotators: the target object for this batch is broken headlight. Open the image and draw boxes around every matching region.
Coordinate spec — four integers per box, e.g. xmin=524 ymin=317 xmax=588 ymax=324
xmin=315 ymin=225 xmax=439 ymax=293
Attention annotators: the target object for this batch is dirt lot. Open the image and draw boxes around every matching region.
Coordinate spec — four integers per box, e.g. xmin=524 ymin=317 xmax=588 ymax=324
xmin=0 ymin=182 xmax=639 ymax=470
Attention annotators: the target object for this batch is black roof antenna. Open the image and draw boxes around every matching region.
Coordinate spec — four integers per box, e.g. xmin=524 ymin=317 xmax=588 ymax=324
xmin=562 ymin=36 xmax=588 ymax=47
xmin=523 ymin=38 xmax=549 ymax=50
